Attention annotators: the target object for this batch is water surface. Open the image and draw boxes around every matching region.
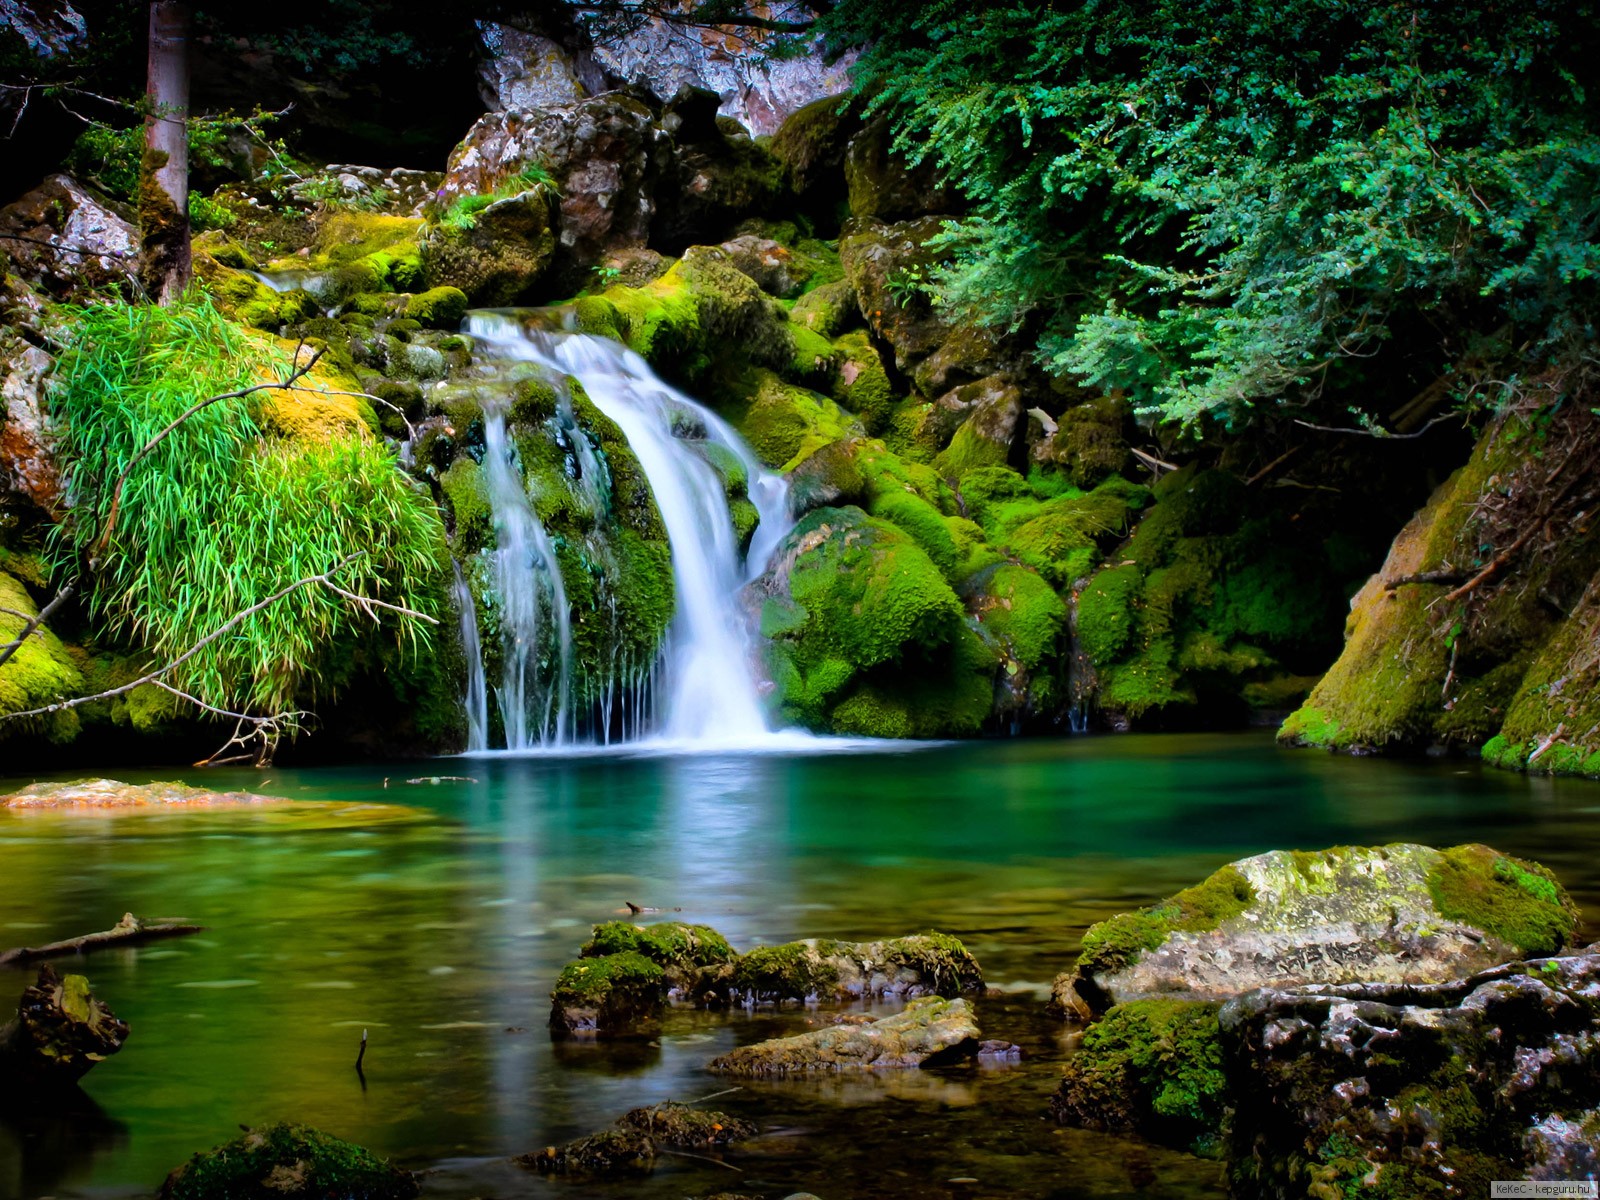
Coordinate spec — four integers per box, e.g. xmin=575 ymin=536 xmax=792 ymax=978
xmin=1 ymin=732 xmax=1596 ymax=1200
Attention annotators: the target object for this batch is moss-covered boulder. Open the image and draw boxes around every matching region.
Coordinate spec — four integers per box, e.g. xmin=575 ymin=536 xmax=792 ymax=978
xmin=708 ymin=996 xmax=980 ymax=1075
xmin=729 ymin=933 xmax=984 ymax=1004
xmin=581 ymin=920 xmax=736 ymax=998
xmin=0 ymin=570 xmax=85 ymax=745
xmin=419 ymin=191 xmax=554 ymax=305
xmin=844 ymin=115 xmax=962 ymax=222
xmin=549 ymin=951 xmax=666 ymax=1038
xmin=1222 ymin=947 xmax=1600 ymax=1199
xmin=753 ymin=505 xmax=997 ymax=737
xmin=519 ymin=1101 xmax=756 ymax=1176
xmin=1052 ymin=843 xmax=1580 ymax=1018
xmin=159 ymin=1124 xmax=417 ymax=1200
xmin=769 ymin=93 xmax=860 ymax=231
xmin=1051 ymin=998 xmax=1227 ymax=1155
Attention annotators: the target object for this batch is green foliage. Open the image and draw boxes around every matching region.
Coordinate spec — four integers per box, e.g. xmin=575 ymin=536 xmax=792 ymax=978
xmin=1077 ymin=864 xmax=1255 ymax=977
xmin=48 ymin=296 xmax=446 ymax=721
xmin=827 ymin=0 xmax=1600 ymax=425
xmin=1426 ymin=844 xmax=1579 ymax=956
xmin=440 ymin=165 xmax=558 ymax=232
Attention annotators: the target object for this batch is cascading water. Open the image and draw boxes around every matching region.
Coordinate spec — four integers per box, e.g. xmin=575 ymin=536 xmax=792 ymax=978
xmin=453 ymin=561 xmax=490 ymax=751
xmin=458 ymin=312 xmax=794 ymax=749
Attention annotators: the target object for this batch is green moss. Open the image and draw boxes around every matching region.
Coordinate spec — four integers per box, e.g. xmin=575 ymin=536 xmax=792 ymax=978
xmin=785 ymin=321 xmax=840 ymax=388
xmin=403 ymin=286 xmax=468 ymax=328
xmin=551 ymin=952 xmax=666 ymax=1011
xmin=730 ymin=371 xmax=859 ymax=472
xmin=732 ymin=941 xmax=841 ymax=1000
xmin=828 ymin=621 xmax=997 ymax=738
xmin=977 ymin=564 xmax=1068 ymax=671
xmin=1077 ymin=863 xmax=1255 ymax=977
xmin=0 ymin=571 xmax=85 ymax=744
xmin=868 ymin=489 xmax=962 ymax=580
xmin=1426 ymin=843 xmax=1578 ymax=956
xmin=1053 ymin=999 xmax=1227 ymax=1152
xmin=440 ymin=458 xmax=493 ymax=556
xmin=881 ymin=932 xmax=985 ymax=995
xmin=159 ymin=1123 xmax=417 ymax=1200
xmin=1078 ymin=564 xmax=1141 ymax=664
xmin=581 ymin=921 xmax=736 ymax=970
xmin=933 ymin=412 xmax=1011 ymax=477
xmin=1050 ymin=397 xmax=1133 ymax=488
xmin=792 ymin=278 xmax=859 ymax=338
xmin=830 ymin=330 xmax=895 ymax=434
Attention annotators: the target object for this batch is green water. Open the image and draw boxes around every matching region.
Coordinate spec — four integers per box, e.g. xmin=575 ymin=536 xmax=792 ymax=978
xmin=1 ymin=732 xmax=1597 ymax=1200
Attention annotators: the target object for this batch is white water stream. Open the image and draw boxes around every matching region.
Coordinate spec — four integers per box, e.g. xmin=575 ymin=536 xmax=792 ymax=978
xmin=458 ymin=314 xmax=795 ymax=750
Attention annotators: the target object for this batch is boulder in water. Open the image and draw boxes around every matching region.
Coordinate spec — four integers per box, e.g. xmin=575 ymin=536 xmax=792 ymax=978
xmin=549 ymin=950 xmax=666 ymax=1038
xmin=1221 ymin=946 xmax=1600 ymax=1197
xmin=159 ymin=1123 xmax=417 ymax=1200
xmin=580 ymin=920 xmax=736 ymax=1000
xmin=0 ymin=966 xmax=128 ymax=1088
xmin=1051 ymin=842 xmax=1580 ymax=1018
xmin=519 ymin=1100 xmax=757 ymax=1176
xmin=709 ymin=996 xmax=981 ymax=1075
xmin=729 ymin=933 xmax=985 ymax=1004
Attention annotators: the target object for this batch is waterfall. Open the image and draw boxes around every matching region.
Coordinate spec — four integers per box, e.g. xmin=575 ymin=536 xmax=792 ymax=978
xmin=479 ymin=397 xmax=575 ymax=748
xmin=458 ymin=314 xmax=793 ymax=749
xmin=453 ymin=561 xmax=490 ymax=751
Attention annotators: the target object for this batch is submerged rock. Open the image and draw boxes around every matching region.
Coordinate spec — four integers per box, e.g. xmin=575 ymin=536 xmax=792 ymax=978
xmin=581 ymin=920 xmax=737 ymax=999
xmin=1052 ymin=842 xmax=1580 ymax=1018
xmin=1221 ymin=947 xmax=1600 ymax=1198
xmin=159 ymin=1123 xmax=417 ymax=1200
xmin=519 ymin=1101 xmax=756 ymax=1176
xmin=0 ymin=778 xmax=289 ymax=810
xmin=707 ymin=996 xmax=981 ymax=1075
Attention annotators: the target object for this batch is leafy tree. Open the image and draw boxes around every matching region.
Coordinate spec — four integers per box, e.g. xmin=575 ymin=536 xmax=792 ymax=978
xmin=825 ymin=0 xmax=1600 ymax=428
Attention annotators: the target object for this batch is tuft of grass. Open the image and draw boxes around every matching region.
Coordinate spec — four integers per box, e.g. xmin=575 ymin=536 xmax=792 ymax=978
xmin=440 ymin=164 xmax=557 ymax=232
xmin=48 ymin=294 xmax=446 ymax=720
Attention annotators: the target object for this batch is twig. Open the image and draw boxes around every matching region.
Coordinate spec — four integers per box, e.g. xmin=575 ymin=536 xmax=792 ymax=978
xmin=0 ymin=232 xmax=134 ymax=259
xmin=1129 ymin=446 xmax=1179 ymax=473
xmin=0 ymin=582 xmax=75 ymax=671
xmin=1292 ymin=414 xmax=1457 ymax=439
xmin=655 ymin=1148 xmax=741 ymax=1173
xmin=690 ymin=1086 xmax=745 ymax=1105
xmin=355 ymin=1029 xmax=368 ymax=1073
xmin=1245 ymin=445 xmax=1302 ymax=487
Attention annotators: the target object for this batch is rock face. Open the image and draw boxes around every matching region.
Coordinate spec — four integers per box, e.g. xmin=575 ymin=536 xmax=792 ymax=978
xmin=1221 ymin=948 xmax=1600 ymax=1198
xmin=0 ymin=174 xmax=137 ymax=296
xmin=159 ymin=1124 xmax=418 ymax=1200
xmin=708 ymin=996 xmax=981 ymax=1074
xmin=1053 ymin=843 xmax=1581 ymax=1018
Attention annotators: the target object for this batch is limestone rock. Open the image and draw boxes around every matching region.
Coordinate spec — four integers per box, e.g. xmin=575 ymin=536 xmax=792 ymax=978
xmin=708 ymin=996 xmax=981 ymax=1074
xmin=0 ymin=174 xmax=136 ymax=296
xmin=476 ymin=24 xmax=600 ymax=111
xmin=839 ymin=217 xmax=953 ymax=376
xmin=0 ymin=331 xmax=62 ymax=513
xmin=159 ymin=1124 xmax=417 ymax=1200
xmin=420 ymin=189 xmax=555 ymax=305
xmin=729 ymin=933 xmax=985 ymax=1004
xmin=520 ymin=1101 xmax=756 ymax=1176
xmin=932 ymin=376 xmax=1026 ymax=476
xmin=718 ymin=234 xmax=817 ymax=300
xmin=1052 ymin=843 xmax=1580 ymax=1018
xmin=1221 ymin=948 xmax=1600 ymax=1198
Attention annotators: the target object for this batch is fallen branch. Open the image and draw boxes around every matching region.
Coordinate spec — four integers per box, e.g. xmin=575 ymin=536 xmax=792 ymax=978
xmin=1245 ymin=445 xmax=1302 ymax=487
xmin=0 ymin=913 xmax=203 ymax=967
xmin=1292 ymin=414 xmax=1457 ymax=439
xmin=0 ymin=582 xmax=75 ymax=671
xmin=1130 ymin=447 xmax=1179 ymax=473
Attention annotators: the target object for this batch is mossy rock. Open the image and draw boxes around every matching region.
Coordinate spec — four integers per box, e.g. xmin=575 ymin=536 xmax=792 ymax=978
xmin=1051 ymin=999 xmax=1226 ymax=1155
xmin=793 ymin=278 xmax=860 ymax=339
xmin=159 ymin=1123 xmax=417 ymax=1200
xmin=581 ymin=921 xmax=736 ymax=984
xmin=709 ymin=996 xmax=980 ymax=1074
xmin=730 ymin=932 xmax=984 ymax=1003
xmin=1053 ymin=843 xmax=1580 ymax=1018
xmin=829 ymin=330 xmax=894 ymax=435
xmin=403 ymin=286 xmax=468 ymax=329
xmin=549 ymin=951 xmax=666 ymax=1038
xmin=0 ymin=571 xmax=85 ymax=744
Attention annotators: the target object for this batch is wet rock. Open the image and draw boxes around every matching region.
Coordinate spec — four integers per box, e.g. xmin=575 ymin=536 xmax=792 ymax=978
xmin=549 ymin=950 xmax=665 ymax=1038
xmin=1 ymin=330 xmax=63 ymax=514
xmin=0 ymin=966 xmax=127 ymax=1088
xmin=718 ymin=234 xmax=817 ymax=300
xmin=976 ymin=1039 xmax=1024 ymax=1063
xmin=420 ymin=190 xmax=555 ymax=305
xmin=839 ymin=217 xmax=952 ymax=376
xmin=708 ymin=996 xmax=981 ymax=1075
xmin=655 ymin=124 xmax=786 ymax=254
xmin=1051 ymin=842 xmax=1580 ymax=1018
xmin=519 ymin=1101 xmax=755 ymax=1176
xmin=932 ymin=376 xmax=1026 ymax=477
xmin=0 ymin=778 xmax=291 ymax=810
xmin=1039 ymin=397 xmax=1134 ymax=488
xmin=1220 ymin=948 xmax=1600 ymax=1198
xmin=730 ymin=933 xmax=985 ymax=1004
xmin=440 ymin=94 xmax=672 ymax=288
xmin=0 ymin=174 xmax=136 ymax=296
xmin=844 ymin=116 xmax=962 ymax=222
xmin=785 ymin=439 xmax=868 ymax=518
xmin=159 ymin=1123 xmax=417 ymax=1200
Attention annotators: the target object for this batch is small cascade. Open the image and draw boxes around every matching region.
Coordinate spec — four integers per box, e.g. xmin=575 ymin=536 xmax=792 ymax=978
xmin=457 ymin=313 xmax=794 ymax=749
xmin=453 ymin=561 xmax=490 ymax=752
xmin=480 ymin=400 xmax=575 ymax=748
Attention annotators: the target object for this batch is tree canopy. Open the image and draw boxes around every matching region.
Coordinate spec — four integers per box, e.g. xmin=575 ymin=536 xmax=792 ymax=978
xmin=825 ymin=0 xmax=1600 ymax=427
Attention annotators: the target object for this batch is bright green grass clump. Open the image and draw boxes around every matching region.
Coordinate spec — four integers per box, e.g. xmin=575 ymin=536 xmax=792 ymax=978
xmin=440 ymin=164 xmax=558 ymax=231
xmin=49 ymin=296 xmax=448 ymax=720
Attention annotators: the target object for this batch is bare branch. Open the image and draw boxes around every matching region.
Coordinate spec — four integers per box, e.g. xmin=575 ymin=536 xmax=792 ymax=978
xmin=0 ymin=232 xmax=135 ymax=260
xmin=1292 ymin=414 xmax=1459 ymax=439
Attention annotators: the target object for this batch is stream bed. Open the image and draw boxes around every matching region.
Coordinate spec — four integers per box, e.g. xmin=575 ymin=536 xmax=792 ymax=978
xmin=2 ymin=731 xmax=1598 ymax=1199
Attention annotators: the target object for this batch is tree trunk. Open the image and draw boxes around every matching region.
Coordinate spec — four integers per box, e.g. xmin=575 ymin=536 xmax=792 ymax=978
xmin=139 ymin=0 xmax=191 ymax=304
xmin=0 ymin=966 xmax=129 ymax=1088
